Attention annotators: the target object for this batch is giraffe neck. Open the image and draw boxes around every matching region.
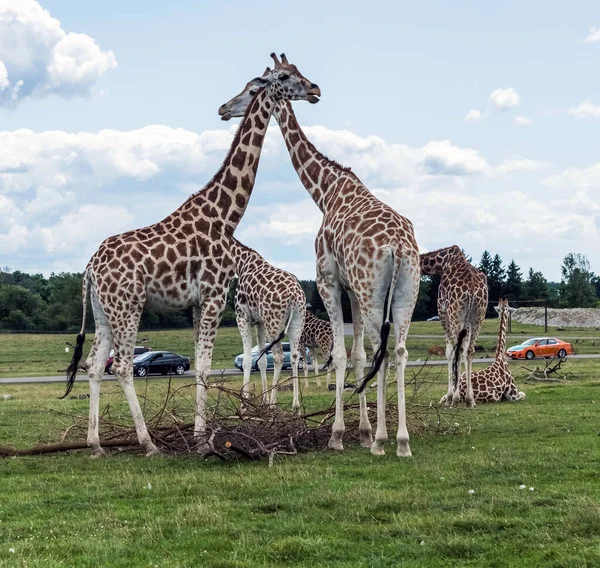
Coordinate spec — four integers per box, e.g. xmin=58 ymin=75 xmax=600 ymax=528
xmin=273 ymin=100 xmax=366 ymax=213
xmin=420 ymin=246 xmax=463 ymax=276
xmin=230 ymin=237 xmax=263 ymax=275
xmin=495 ymin=307 xmax=508 ymax=360
xmin=183 ymin=89 xmax=275 ymax=234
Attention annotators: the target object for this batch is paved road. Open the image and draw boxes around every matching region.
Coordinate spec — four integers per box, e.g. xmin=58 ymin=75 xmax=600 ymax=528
xmin=2 ymin=354 xmax=598 ymax=385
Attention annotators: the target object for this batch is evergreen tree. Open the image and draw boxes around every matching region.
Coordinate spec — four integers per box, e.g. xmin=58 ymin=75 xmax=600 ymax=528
xmin=487 ymin=254 xmax=505 ymax=301
xmin=522 ymin=268 xmax=549 ymax=301
xmin=478 ymin=250 xmax=493 ymax=276
xmin=504 ymin=260 xmax=523 ymax=301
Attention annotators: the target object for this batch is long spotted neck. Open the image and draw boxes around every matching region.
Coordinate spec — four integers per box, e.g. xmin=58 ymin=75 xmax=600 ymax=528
xmin=230 ymin=237 xmax=264 ymax=276
xmin=273 ymin=100 xmax=368 ymax=213
xmin=185 ymin=89 xmax=275 ymax=235
xmin=495 ymin=307 xmax=508 ymax=361
xmin=420 ymin=246 xmax=463 ymax=276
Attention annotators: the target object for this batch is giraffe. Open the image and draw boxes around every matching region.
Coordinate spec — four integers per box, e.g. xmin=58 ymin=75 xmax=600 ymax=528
xmin=441 ymin=298 xmax=525 ymax=403
xmin=230 ymin=236 xmax=306 ymax=411
xmin=299 ymin=310 xmax=333 ymax=387
xmin=64 ymin=55 xmax=321 ymax=457
xmin=219 ymin=55 xmax=421 ymax=457
xmin=420 ymin=245 xmax=488 ymax=407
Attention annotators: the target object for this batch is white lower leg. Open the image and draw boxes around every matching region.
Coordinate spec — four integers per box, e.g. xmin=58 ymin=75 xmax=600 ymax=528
xmin=87 ymin=376 xmax=104 ymax=457
xmin=395 ymin=346 xmax=411 ymax=457
xmin=120 ymin=376 xmax=159 ymax=456
xmin=371 ymin=359 xmax=388 ymax=455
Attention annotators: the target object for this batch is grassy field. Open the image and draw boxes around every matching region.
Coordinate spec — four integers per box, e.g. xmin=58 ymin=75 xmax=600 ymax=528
xmin=0 ymin=360 xmax=599 ymax=567
xmin=1 ymin=319 xmax=600 ymax=378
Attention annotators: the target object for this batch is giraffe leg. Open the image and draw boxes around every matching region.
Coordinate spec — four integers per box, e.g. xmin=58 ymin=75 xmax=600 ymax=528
xmin=392 ymin=297 xmax=415 ymax=458
xmin=111 ymin=321 xmax=159 ymax=457
xmin=288 ymin=308 xmax=304 ymax=413
xmin=236 ymin=308 xmax=254 ymax=401
xmin=318 ymin=270 xmax=347 ymax=451
xmin=193 ymin=292 xmax=227 ymax=453
xmin=464 ymin=348 xmax=476 ymax=408
xmin=362 ymin=313 xmax=389 ymax=456
xmin=442 ymin=340 xmax=454 ymax=406
xmin=348 ymin=289 xmax=372 ymax=448
xmin=256 ymin=323 xmax=268 ymax=405
xmin=86 ymin=319 xmax=113 ymax=458
xmin=269 ymin=341 xmax=285 ymax=406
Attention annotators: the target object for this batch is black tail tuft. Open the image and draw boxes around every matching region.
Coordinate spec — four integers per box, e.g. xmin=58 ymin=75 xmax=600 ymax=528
xmin=452 ymin=328 xmax=468 ymax=391
xmin=256 ymin=329 xmax=286 ymax=364
xmin=61 ymin=332 xmax=85 ymax=399
xmin=320 ymin=354 xmax=333 ymax=372
xmin=356 ymin=283 xmax=393 ymax=394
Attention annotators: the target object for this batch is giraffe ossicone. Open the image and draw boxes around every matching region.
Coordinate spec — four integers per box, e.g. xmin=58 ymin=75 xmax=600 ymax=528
xmin=64 ymin=53 xmax=321 ymax=457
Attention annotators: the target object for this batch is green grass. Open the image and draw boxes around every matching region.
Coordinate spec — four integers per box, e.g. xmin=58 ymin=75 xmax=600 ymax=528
xmin=2 ymin=320 xmax=599 ymax=378
xmin=0 ymin=361 xmax=599 ymax=566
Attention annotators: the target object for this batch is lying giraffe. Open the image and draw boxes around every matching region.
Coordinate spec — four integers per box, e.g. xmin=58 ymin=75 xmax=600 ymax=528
xmin=230 ymin=237 xmax=306 ymax=411
xmin=442 ymin=298 xmax=525 ymax=403
xmin=220 ymin=55 xmax=420 ymax=457
xmin=420 ymin=246 xmax=488 ymax=407
xmin=299 ymin=310 xmax=333 ymax=386
xmin=64 ymin=55 xmax=321 ymax=456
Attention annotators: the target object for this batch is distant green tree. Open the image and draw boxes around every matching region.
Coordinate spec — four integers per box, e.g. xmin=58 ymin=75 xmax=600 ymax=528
xmin=0 ymin=285 xmax=45 ymax=330
xmin=478 ymin=251 xmax=493 ymax=276
xmin=522 ymin=268 xmax=549 ymax=301
xmin=504 ymin=260 xmax=523 ymax=301
xmin=560 ymin=253 xmax=597 ymax=308
xmin=413 ymin=277 xmax=432 ymax=320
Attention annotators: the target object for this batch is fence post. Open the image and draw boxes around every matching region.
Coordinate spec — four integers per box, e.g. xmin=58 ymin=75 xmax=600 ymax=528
xmin=544 ymin=301 xmax=548 ymax=333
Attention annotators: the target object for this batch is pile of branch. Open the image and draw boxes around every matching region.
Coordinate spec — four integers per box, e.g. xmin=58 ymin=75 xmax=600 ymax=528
xmin=0 ymin=363 xmax=464 ymax=463
xmin=518 ymin=356 xmax=574 ymax=383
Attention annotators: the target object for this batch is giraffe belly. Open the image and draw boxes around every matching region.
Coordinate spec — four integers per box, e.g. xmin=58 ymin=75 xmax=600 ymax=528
xmin=145 ymin=283 xmax=197 ymax=312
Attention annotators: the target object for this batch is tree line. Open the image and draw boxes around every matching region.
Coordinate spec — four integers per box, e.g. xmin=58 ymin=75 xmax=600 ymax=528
xmin=0 ymin=251 xmax=598 ymax=332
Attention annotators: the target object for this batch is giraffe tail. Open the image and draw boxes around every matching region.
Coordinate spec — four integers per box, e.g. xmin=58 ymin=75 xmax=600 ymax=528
xmin=452 ymin=328 xmax=468 ymax=392
xmin=356 ymin=249 xmax=399 ymax=394
xmin=255 ymin=306 xmax=296 ymax=364
xmin=61 ymin=270 xmax=90 ymax=399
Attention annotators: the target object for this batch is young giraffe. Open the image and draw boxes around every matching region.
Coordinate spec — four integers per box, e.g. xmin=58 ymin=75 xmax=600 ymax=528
xmin=64 ymin=56 xmax=321 ymax=457
xmin=230 ymin=237 xmax=306 ymax=411
xmin=442 ymin=298 xmax=525 ymax=403
xmin=299 ymin=311 xmax=333 ymax=387
xmin=220 ymin=55 xmax=421 ymax=457
xmin=420 ymin=245 xmax=488 ymax=407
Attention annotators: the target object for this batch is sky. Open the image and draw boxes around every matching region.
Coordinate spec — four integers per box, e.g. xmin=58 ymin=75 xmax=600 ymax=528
xmin=0 ymin=0 xmax=598 ymax=281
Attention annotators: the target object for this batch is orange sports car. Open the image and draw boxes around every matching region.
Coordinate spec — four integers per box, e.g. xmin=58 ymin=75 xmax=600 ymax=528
xmin=506 ymin=337 xmax=574 ymax=360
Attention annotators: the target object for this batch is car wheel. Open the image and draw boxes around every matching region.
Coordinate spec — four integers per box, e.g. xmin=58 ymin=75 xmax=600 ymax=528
xmin=106 ymin=364 xmax=112 ymax=375
xmin=525 ymin=351 xmax=535 ymax=360
xmin=557 ymin=349 xmax=567 ymax=359
xmin=175 ymin=364 xmax=185 ymax=375
xmin=136 ymin=366 xmax=147 ymax=377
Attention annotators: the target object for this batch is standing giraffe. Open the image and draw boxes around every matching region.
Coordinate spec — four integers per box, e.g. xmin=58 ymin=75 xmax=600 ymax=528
xmin=230 ymin=237 xmax=306 ymax=411
xmin=299 ymin=311 xmax=333 ymax=386
xmin=420 ymin=245 xmax=488 ymax=407
xmin=219 ymin=55 xmax=420 ymax=457
xmin=64 ymin=56 xmax=321 ymax=456
xmin=442 ymin=298 xmax=525 ymax=403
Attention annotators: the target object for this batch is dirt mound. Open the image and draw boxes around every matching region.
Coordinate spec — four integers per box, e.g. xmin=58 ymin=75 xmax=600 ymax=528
xmin=512 ymin=307 xmax=600 ymax=329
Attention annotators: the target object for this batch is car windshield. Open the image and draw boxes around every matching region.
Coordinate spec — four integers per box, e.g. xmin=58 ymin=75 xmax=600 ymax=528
xmin=521 ymin=339 xmax=538 ymax=346
xmin=134 ymin=351 xmax=157 ymax=362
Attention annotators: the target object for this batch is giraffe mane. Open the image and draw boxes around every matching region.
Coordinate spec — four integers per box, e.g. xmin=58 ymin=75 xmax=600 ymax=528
xmin=185 ymin=88 xmax=265 ymax=203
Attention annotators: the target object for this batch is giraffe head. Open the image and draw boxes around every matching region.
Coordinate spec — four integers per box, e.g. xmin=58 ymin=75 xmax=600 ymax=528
xmin=493 ymin=297 xmax=515 ymax=315
xmin=218 ymin=53 xmax=321 ymax=121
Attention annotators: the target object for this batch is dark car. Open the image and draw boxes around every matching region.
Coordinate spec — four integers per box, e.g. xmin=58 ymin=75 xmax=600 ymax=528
xmin=132 ymin=351 xmax=190 ymax=377
xmin=105 ymin=345 xmax=151 ymax=374
xmin=234 ymin=342 xmax=312 ymax=372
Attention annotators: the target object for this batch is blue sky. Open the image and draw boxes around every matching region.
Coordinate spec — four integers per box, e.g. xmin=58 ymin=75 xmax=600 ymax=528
xmin=1 ymin=0 xmax=598 ymax=281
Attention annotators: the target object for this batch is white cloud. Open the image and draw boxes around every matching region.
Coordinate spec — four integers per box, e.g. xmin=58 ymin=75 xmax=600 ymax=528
xmin=0 ymin=0 xmax=116 ymax=106
xmin=465 ymin=109 xmax=485 ymax=122
xmin=514 ymin=116 xmax=532 ymax=126
xmin=567 ymin=100 xmax=600 ymax=119
xmin=583 ymin=27 xmax=600 ymax=43
xmin=420 ymin=140 xmax=489 ymax=176
xmin=489 ymin=88 xmax=520 ymax=111
xmin=494 ymin=159 xmax=548 ymax=175
xmin=543 ymin=161 xmax=600 ymax=190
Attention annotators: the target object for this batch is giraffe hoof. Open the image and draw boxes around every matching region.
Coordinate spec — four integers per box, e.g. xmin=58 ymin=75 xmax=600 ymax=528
xmin=359 ymin=429 xmax=373 ymax=448
xmin=466 ymin=399 xmax=476 ymax=409
xmin=144 ymin=445 xmax=161 ymax=457
xmin=90 ymin=448 xmax=106 ymax=459
xmin=370 ymin=442 xmax=385 ymax=456
xmin=396 ymin=441 xmax=412 ymax=458
xmin=327 ymin=437 xmax=344 ymax=451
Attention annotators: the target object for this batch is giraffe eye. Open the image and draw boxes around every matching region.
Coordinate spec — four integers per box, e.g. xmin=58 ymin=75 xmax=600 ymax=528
xmin=249 ymin=89 xmax=257 ymax=95
xmin=279 ymin=74 xmax=289 ymax=81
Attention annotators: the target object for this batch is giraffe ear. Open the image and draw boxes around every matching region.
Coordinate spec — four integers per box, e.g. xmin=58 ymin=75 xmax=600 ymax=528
xmin=250 ymin=76 xmax=269 ymax=87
